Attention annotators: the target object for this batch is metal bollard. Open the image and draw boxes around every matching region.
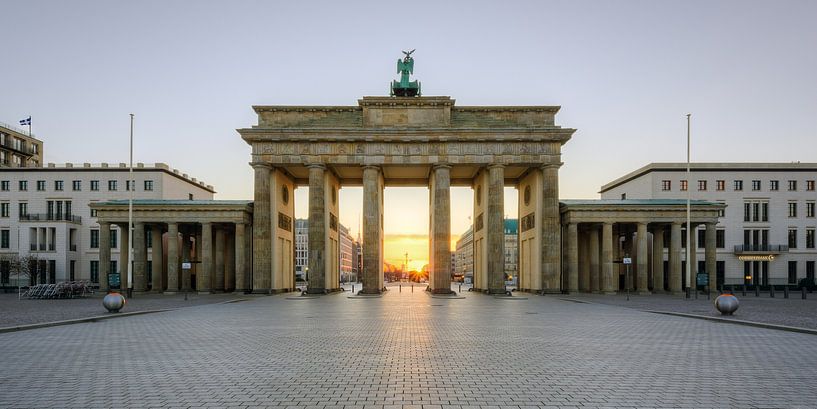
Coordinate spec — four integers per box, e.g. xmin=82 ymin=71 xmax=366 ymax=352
xmin=755 ymin=286 xmax=760 ymax=297
xmin=770 ymin=286 xmax=775 ymax=298
xmin=399 ymin=284 xmax=402 ymax=292
xmin=803 ymin=287 xmax=807 ymax=300
xmin=784 ymin=286 xmax=789 ymax=299
xmin=352 ymin=284 xmax=355 ymax=293
xmin=411 ymin=284 xmax=414 ymax=293
xmin=458 ymin=283 xmax=462 ymax=293
xmin=742 ymin=285 xmax=746 ymax=297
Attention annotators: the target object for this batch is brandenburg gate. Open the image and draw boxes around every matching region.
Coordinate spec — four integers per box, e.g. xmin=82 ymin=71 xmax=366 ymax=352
xmin=239 ymin=95 xmax=574 ymax=295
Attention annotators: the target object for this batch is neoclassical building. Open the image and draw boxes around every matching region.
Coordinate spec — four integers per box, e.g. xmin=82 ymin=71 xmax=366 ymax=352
xmin=89 ymin=94 xmax=725 ymax=296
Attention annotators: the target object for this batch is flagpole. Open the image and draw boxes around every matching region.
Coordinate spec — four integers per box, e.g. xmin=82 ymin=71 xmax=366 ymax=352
xmin=28 ymin=116 xmax=31 ymax=137
xmin=686 ymin=113 xmax=691 ymax=298
xmin=127 ymin=114 xmax=134 ymax=296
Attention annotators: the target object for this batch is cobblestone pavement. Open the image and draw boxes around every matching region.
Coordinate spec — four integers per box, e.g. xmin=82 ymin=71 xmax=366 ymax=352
xmin=0 ymin=292 xmax=248 ymax=327
xmin=1 ymin=287 xmax=816 ymax=408
xmin=560 ymin=292 xmax=817 ymax=329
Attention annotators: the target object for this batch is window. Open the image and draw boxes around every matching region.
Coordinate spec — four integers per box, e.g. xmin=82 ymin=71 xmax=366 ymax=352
xmin=90 ymin=180 xmax=99 ymax=191
xmin=146 ymin=228 xmax=152 ymax=248
xmin=90 ymin=261 xmax=99 ymax=283
xmin=18 ymin=180 xmax=27 ymax=191
xmin=110 ymin=229 xmax=117 ymax=249
xmin=0 ymin=181 xmax=8 ymax=191
xmin=808 ymin=202 xmax=815 ymax=218
xmin=788 ymin=180 xmax=797 ymax=191
xmin=770 ymin=180 xmax=779 ymax=191
xmin=698 ymin=180 xmax=707 ymax=191
xmin=788 ymin=229 xmax=798 ymax=249
xmin=0 ymin=202 xmax=9 ymax=218
xmin=744 ymin=203 xmax=750 ymax=222
xmin=90 ymin=208 xmax=98 ymax=218
xmin=808 ymin=180 xmax=815 ymax=191
xmin=126 ymin=180 xmax=133 ymax=191
xmin=661 ymin=180 xmax=671 ymax=191
xmin=54 ymin=180 xmax=64 ymax=191
xmin=680 ymin=180 xmax=688 ymax=191
xmin=620 ymin=193 xmax=626 ymax=200
xmin=716 ymin=230 xmax=725 ymax=248
xmin=808 ymin=261 xmax=815 ymax=281
xmin=697 ymin=229 xmax=706 ymax=248
xmin=789 ymin=202 xmax=798 ymax=218
xmin=90 ymin=229 xmax=100 ymax=249
xmin=762 ymin=203 xmax=768 ymax=222
xmin=734 ymin=180 xmax=743 ymax=191
xmin=807 ymin=229 xmax=815 ymax=249
xmin=110 ymin=260 xmax=118 ymax=275
xmin=788 ymin=261 xmax=798 ymax=284
xmin=751 ymin=180 xmax=761 ymax=191
xmin=36 ymin=180 xmax=46 ymax=191
xmin=72 ymin=180 xmax=81 ymax=191
xmin=18 ymin=202 xmax=27 ymax=217
xmin=717 ymin=201 xmax=725 ymax=218
xmin=108 ymin=180 xmax=117 ymax=191
xmin=188 ymin=193 xmax=194 ymax=200
xmin=144 ymin=180 xmax=153 ymax=191
xmin=0 ymin=229 xmax=9 ymax=249
xmin=752 ymin=203 xmax=759 ymax=222
xmin=716 ymin=180 xmax=725 ymax=191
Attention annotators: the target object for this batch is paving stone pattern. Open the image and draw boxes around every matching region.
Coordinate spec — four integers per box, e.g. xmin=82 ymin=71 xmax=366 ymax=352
xmin=1 ymin=288 xmax=816 ymax=408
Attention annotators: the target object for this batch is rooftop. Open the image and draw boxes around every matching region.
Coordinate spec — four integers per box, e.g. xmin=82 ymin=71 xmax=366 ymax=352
xmin=600 ymin=162 xmax=817 ymax=193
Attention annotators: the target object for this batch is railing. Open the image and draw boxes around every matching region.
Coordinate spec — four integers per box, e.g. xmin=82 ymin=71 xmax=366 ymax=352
xmin=19 ymin=213 xmax=82 ymax=224
xmin=0 ymin=120 xmax=36 ymax=137
xmin=30 ymin=244 xmax=37 ymax=251
xmin=0 ymin=138 xmax=36 ymax=156
xmin=733 ymin=244 xmax=788 ymax=253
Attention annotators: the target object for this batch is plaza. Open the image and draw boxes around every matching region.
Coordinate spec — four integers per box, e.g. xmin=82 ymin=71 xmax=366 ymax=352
xmin=1 ymin=288 xmax=816 ymax=408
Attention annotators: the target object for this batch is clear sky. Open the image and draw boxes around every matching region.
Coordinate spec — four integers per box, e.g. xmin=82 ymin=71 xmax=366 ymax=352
xmin=2 ymin=0 xmax=816 ymax=267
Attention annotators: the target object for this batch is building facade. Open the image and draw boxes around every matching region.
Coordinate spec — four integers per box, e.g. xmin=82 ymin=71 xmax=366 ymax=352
xmin=600 ymin=163 xmax=817 ymax=287
xmin=293 ymin=218 xmax=357 ymax=283
xmin=0 ymin=163 xmax=213 ymax=286
xmin=454 ymin=219 xmax=518 ymax=284
xmin=0 ymin=122 xmax=43 ymax=168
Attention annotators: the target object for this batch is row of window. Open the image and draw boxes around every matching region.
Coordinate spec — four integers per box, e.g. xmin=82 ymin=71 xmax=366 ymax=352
xmin=742 ymin=201 xmax=816 ymax=221
xmin=0 ymin=179 xmax=154 ymax=192
xmin=662 ymin=179 xmax=815 ymax=192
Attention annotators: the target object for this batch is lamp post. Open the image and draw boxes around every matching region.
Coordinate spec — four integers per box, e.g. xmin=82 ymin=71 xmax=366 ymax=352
xmin=127 ymin=113 xmax=134 ymax=298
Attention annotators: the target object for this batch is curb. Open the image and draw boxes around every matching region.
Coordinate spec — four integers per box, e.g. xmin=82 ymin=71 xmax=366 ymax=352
xmin=0 ymin=309 xmax=171 ymax=334
xmin=646 ymin=310 xmax=817 ymax=336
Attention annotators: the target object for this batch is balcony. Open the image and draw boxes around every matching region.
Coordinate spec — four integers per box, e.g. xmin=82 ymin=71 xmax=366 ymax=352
xmin=733 ymin=244 xmax=788 ymax=254
xmin=0 ymin=138 xmax=36 ymax=157
xmin=19 ymin=213 xmax=82 ymax=224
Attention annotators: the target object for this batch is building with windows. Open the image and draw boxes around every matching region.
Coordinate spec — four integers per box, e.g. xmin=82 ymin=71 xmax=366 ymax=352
xmin=0 ymin=163 xmax=214 ymax=286
xmin=0 ymin=122 xmax=43 ymax=168
xmin=293 ymin=218 xmax=357 ymax=283
xmin=600 ymin=163 xmax=817 ymax=287
xmin=454 ymin=219 xmax=518 ymax=284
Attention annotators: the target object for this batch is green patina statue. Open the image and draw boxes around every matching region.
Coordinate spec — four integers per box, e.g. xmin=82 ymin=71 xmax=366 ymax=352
xmin=390 ymin=49 xmax=422 ymax=97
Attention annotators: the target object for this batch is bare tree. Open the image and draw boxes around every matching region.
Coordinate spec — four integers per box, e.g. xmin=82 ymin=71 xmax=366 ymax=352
xmin=0 ymin=253 xmax=40 ymax=298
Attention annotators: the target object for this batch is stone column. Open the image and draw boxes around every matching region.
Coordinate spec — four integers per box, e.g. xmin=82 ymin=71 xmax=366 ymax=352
xmin=234 ymin=223 xmax=247 ymax=292
xmin=602 ymin=222 xmax=615 ymax=294
xmin=688 ymin=224 xmax=697 ymax=291
xmin=362 ymin=165 xmax=384 ymax=294
xmin=307 ymin=164 xmax=327 ymax=293
xmin=566 ymin=223 xmax=579 ymax=294
xmin=165 ymin=223 xmax=179 ymax=293
xmin=669 ymin=222 xmax=682 ymax=294
xmin=214 ymin=227 xmax=226 ymax=292
xmin=541 ymin=164 xmax=561 ymax=292
xmin=99 ymin=222 xmax=111 ymax=292
xmin=133 ymin=222 xmax=147 ymax=292
xmin=652 ymin=226 xmax=665 ymax=293
xmin=151 ymin=225 xmax=163 ymax=292
xmin=118 ymin=224 xmax=130 ymax=292
xmin=225 ymin=230 xmax=235 ymax=292
xmin=429 ymin=164 xmax=454 ymax=294
xmin=579 ymin=231 xmax=590 ymax=292
xmin=486 ymin=164 xmax=505 ymax=294
xmin=200 ymin=222 xmax=213 ymax=293
xmin=251 ymin=162 xmax=272 ymax=293
xmin=705 ymin=222 xmax=717 ymax=294
xmin=589 ymin=226 xmax=600 ymax=293
xmin=636 ymin=222 xmax=649 ymax=295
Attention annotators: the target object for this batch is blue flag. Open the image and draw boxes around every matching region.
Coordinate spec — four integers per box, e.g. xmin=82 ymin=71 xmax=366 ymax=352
xmin=19 ymin=117 xmax=31 ymax=126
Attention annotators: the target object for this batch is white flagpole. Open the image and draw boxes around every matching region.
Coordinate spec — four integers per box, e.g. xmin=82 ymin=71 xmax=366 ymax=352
xmin=127 ymin=114 xmax=134 ymax=295
xmin=28 ymin=116 xmax=31 ymax=137
xmin=686 ymin=114 xmax=692 ymax=297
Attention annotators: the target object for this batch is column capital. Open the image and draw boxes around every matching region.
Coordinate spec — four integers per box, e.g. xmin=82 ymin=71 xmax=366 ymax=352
xmin=249 ymin=161 xmax=272 ymax=170
xmin=99 ymin=221 xmax=110 ymax=227
xmin=362 ymin=164 xmax=381 ymax=172
xmin=432 ymin=163 xmax=451 ymax=171
xmin=540 ymin=162 xmax=563 ymax=170
xmin=487 ymin=163 xmax=505 ymax=170
xmin=306 ymin=163 xmax=326 ymax=170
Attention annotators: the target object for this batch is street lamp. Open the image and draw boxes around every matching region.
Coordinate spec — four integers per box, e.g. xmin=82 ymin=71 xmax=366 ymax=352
xmin=685 ymin=113 xmax=692 ymax=299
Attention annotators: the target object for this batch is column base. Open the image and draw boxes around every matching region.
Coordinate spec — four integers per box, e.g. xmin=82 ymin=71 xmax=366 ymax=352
xmin=637 ymin=290 xmax=652 ymax=296
xmin=603 ymin=291 xmax=617 ymax=295
xmin=486 ymin=288 xmax=510 ymax=295
xmin=305 ymin=288 xmax=328 ymax=295
xmin=357 ymin=289 xmax=383 ymax=295
xmin=163 ymin=291 xmax=177 ymax=295
xmin=430 ymin=288 xmax=456 ymax=295
xmin=251 ymin=288 xmax=271 ymax=294
xmin=198 ymin=291 xmax=212 ymax=295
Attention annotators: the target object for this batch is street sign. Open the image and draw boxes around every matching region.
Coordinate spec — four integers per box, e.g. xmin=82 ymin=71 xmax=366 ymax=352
xmin=182 ymin=262 xmax=192 ymax=270
xmin=622 ymin=257 xmax=632 ymax=264
xmin=696 ymin=272 xmax=709 ymax=286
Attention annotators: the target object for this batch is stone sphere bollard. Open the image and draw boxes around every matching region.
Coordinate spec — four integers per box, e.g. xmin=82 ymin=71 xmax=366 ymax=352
xmin=103 ymin=292 xmax=126 ymax=313
xmin=714 ymin=294 xmax=739 ymax=315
